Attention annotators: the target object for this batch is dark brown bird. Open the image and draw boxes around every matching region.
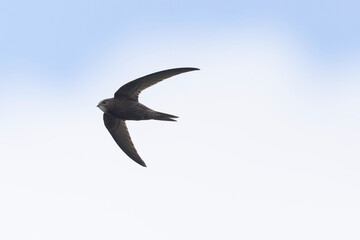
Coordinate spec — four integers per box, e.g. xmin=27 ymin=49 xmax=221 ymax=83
xmin=97 ymin=67 xmax=199 ymax=167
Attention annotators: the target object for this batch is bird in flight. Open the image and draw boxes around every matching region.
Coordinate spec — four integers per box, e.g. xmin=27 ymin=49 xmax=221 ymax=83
xmin=97 ymin=67 xmax=199 ymax=167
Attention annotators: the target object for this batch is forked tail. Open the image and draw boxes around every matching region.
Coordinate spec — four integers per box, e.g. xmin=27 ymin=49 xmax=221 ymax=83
xmin=153 ymin=111 xmax=179 ymax=121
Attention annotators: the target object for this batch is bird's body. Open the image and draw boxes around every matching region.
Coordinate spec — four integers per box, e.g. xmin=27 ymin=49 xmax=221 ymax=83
xmin=97 ymin=67 xmax=199 ymax=167
xmin=99 ymin=97 xmax=177 ymax=121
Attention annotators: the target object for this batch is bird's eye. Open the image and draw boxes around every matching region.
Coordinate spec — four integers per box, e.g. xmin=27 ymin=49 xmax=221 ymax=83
xmin=102 ymin=100 xmax=108 ymax=105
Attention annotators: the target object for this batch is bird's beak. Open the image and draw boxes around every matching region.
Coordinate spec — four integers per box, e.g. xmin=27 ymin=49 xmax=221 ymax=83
xmin=96 ymin=104 xmax=100 ymax=108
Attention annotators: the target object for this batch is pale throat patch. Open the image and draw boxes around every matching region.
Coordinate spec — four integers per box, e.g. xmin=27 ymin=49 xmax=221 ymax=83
xmin=98 ymin=105 xmax=108 ymax=113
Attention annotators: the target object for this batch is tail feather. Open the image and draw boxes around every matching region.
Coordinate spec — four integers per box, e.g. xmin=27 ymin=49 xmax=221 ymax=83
xmin=153 ymin=111 xmax=179 ymax=121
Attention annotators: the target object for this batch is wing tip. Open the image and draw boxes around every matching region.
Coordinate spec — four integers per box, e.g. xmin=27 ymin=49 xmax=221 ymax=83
xmin=174 ymin=67 xmax=200 ymax=72
xmin=138 ymin=161 xmax=147 ymax=167
xmin=185 ymin=67 xmax=200 ymax=71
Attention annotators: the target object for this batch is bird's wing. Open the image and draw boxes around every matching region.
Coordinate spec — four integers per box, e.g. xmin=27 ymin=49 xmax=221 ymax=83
xmin=103 ymin=113 xmax=146 ymax=167
xmin=114 ymin=67 xmax=199 ymax=101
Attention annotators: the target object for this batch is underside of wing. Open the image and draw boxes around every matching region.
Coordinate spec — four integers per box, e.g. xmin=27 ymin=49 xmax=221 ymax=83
xmin=114 ymin=67 xmax=199 ymax=101
xmin=103 ymin=113 xmax=146 ymax=167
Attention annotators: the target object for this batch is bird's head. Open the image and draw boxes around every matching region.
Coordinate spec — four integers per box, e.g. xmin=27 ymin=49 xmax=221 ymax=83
xmin=97 ymin=98 xmax=112 ymax=113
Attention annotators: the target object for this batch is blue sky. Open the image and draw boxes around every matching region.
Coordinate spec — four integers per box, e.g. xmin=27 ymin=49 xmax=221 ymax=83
xmin=1 ymin=0 xmax=360 ymax=77
xmin=1 ymin=1 xmax=360 ymax=240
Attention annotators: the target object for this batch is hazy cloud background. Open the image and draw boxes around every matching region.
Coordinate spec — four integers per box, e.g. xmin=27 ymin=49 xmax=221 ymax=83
xmin=1 ymin=1 xmax=359 ymax=239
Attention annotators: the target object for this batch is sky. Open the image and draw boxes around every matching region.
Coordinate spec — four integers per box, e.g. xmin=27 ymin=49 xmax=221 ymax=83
xmin=1 ymin=0 xmax=360 ymax=239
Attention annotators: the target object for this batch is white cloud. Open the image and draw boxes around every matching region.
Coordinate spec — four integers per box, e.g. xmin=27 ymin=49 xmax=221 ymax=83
xmin=1 ymin=30 xmax=359 ymax=240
